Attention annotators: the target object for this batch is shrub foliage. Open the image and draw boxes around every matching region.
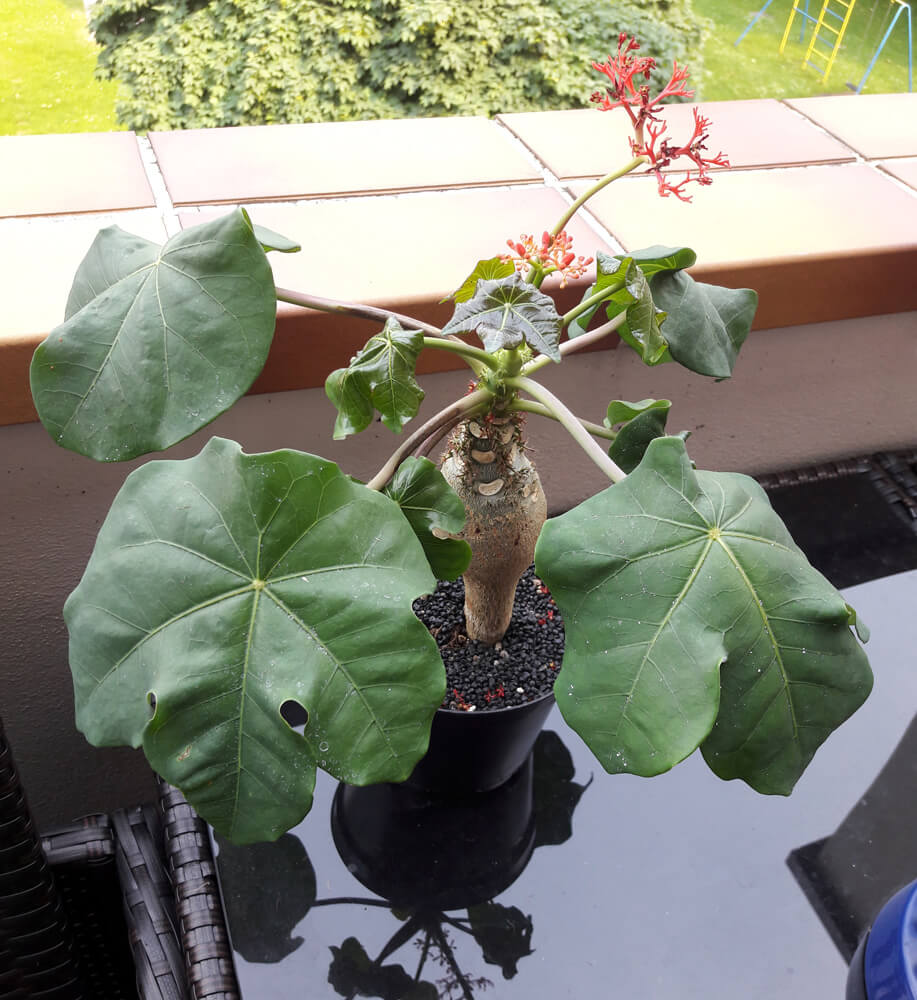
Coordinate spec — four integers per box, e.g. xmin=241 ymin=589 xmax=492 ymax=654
xmin=91 ymin=0 xmax=708 ymax=131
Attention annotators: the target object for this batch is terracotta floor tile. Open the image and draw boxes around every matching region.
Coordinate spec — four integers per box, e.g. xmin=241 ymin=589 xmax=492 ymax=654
xmin=0 ymin=211 xmax=169 ymax=425
xmin=150 ymin=117 xmax=542 ymax=206
xmin=572 ymin=163 xmax=917 ymax=327
xmin=182 ymin=186 xmax=615 ymax=307
xmin=498 ymin=99 xmax=855 ymax=180
xmin=574 ymin=163 xmax=917 ymax=263
xmin=0 ymin=133 xmax=154 ymax=219
xmin=877 ymin=157 xmax=917 ymax=192
xmin=179 ymin=186 xmax=618 ymax=395
xmin=785 ymin=93 xmax=917 ymax=159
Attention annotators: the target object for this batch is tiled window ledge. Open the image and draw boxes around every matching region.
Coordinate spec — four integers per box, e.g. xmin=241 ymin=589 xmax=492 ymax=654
xmin=2 ymin=93 xmax=917 ymax=428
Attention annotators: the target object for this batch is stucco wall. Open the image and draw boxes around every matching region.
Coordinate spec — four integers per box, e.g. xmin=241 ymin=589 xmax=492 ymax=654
xmin=3 ymin=309 xmax=916 ymax=826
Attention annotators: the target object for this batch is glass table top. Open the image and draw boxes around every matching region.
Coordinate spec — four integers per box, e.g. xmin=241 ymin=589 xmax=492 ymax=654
xmin=212 ymin=464 xmax=917 ymax=999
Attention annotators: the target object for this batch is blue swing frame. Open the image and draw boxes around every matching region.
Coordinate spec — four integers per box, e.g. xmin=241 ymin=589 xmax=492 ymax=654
xmin=853 ymin=0 xmax=912 ymax=92
xmin=735 ymin=0 xmax=811 ymax=46
xmin=734 ymin=0 xmax=912 ymax=92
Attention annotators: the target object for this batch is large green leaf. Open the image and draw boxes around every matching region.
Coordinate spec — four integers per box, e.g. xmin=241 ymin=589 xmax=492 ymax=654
xmin=65 ymin=437 xmax=445 ymax=843
xmin=535 ymin=436 xmax=872 ymax=793
xmin=442 ymin=273 xmax=562 ymax=361
xmin=383 ymin=457 xmax=471 ymax=581
xmin=605 ymin=398 xmax=677 ymax=474
xmin=649 ymin=271 xmax=758 ymax=378
xmin=325 ymin=318 xmax=425 ymax=439
xmin=31 ymin=209 xmax=277 ymax=462
xmin=448 ymin=256 xmax=515 ymax=304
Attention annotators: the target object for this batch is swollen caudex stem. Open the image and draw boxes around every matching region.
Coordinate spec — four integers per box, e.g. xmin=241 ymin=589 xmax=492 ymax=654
xmin=440 ymin=410 xmax=547 ymax=646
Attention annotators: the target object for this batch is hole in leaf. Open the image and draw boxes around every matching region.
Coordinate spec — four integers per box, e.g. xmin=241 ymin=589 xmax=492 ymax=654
xmin=281 ymin=700 xmax=308 ymax=733
xmin=147 ymin=691 xmax=157 ymax=717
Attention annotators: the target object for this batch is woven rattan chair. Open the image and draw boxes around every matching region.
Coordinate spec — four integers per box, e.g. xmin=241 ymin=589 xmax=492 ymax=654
xmin=0 ymin=717 xmax=190 ymax=998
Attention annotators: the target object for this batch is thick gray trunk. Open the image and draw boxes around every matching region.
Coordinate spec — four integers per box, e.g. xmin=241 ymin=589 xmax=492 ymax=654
xmin=440 ymin=414 xmax=547 ymax=645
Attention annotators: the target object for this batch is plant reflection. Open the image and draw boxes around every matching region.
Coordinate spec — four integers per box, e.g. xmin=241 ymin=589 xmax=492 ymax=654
xmin=216 ymin=729 xmax=590 ymax=998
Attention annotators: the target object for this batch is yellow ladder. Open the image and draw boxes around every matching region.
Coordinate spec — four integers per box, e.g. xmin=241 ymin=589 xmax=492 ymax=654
xmin=781 ymin=0 xmax=858 ymax=82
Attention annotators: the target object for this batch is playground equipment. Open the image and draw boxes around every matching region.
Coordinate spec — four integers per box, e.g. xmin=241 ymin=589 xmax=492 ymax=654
xmin=780 ymin=0 xmax=859 ymax=82
xmin=734 ymin=0 xmax=912 ymax=92
xmin=852 ymin=0 xmax=912 ymax=91
xmin=735 ymin=0 xmax=810 ymax=47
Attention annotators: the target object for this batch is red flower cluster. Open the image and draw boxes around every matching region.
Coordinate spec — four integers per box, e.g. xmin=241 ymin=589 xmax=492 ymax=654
xmin=592 ymin=33 xmax=729 ymax=202
xmin=591 ymin=34 xmax=693 ymax=126
xmin=637 ymin=108 xmax=730 ymax=201
xmin=500 ymin=231 xmax=593 ymax=287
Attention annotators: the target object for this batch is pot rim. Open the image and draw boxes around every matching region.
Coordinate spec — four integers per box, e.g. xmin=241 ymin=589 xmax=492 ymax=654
xmin=434 ymin=685 xmax=556 ymax=718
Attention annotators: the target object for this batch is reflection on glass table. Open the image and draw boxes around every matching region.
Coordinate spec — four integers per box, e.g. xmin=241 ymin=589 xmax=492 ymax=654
xmin=217 ymin=731 xmax=588 ymax=999
xmin=211 ymin=461 xmax=917 ymax=999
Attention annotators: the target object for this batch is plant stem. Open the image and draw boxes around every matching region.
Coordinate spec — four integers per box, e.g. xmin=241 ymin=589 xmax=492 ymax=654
xmin=561 ymin=280 xmax=625 ymax=327
xmin=413 ymin=411 xmax=468 ymax=460
xmin=414 ymin=931 xmax=431 ymax=981
xmin=522 ymin=311 xmax=628 ymax=376
xmin=510 ymin=399 xmax=616 ymax=440
xmin=366 ymin=388 xmax=492 ymax=491
xmin=375 ymin=915 xmax=425 ymax=965
xmin=507 ymin=376 xmax=626 ymax=483
xmin=440 ymin=914 xmax=477 ymax=935
xmin=421 ymin=336 xmax=497 ymax=372
xmin=549 ymin=155 xmax=647 ymax=237
xmin=276 ymin=287 xmax=451 ymax=340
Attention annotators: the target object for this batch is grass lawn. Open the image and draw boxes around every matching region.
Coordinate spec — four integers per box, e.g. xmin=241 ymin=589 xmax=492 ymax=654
xmin=695 ymin=0 xmax=913 ymax=100
xmin=0 ymin=0 xmax=119 ymax=135
xmin=0 ymin=0 xmax=910 ymax=136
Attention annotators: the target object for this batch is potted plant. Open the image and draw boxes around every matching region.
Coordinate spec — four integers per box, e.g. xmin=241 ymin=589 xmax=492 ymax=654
xmin=29 ymin=37 xmax=873 ymax=844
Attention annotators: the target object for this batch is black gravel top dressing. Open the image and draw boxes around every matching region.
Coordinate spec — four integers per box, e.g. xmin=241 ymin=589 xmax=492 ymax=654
xmin=413 ymin=565 xmax=564 ymax=712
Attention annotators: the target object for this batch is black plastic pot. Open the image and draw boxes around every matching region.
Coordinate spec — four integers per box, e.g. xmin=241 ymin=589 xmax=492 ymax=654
xmin=405 ymin=689 xmax=556 ymax=795
xmin=331 ymin=751 xmax=537 ymax=910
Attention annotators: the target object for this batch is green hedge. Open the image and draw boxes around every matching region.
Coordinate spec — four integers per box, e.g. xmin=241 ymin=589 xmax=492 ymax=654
xmin=91 ymin=0 xmax=709 ymax=131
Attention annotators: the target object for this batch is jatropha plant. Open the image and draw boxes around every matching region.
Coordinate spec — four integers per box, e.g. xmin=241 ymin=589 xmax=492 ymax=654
xmin=30 ymin=37 xmax=872 ymax=843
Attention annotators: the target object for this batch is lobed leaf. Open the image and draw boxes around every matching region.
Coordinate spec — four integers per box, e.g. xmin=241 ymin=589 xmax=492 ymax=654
xmin=448 ymin=256 xmax=515 ymax=304
xmin=649 ymin=271 xmax=757 ymax=378
xmin=625 ymin=244 xmax=697 ymax=279
xmin=31 ymin=209 xmax=277 ymax=462
xmin=252 ymin=223 xmax=302 ymax=254
xmin=568 ymin=253 xmax=667 ymax=363
xmin=535 ymin=436 xmax=872 ymax=794
xmin=568 ymin=246 xmax=690 ymax=339
xmin=612 ymin=259 xmax=668 ymax=365
xmin=442 ymin=273 xmax=562 ymax=361
xmin=65 ymin=437 xmax=445 ymax=843
xmin=383 ymin=457 xmax=472 ymax=581
xmin=324 ymin=318 xmax=425 ymax=439
xmin=604 ymin=398 xmax=676 ymax=474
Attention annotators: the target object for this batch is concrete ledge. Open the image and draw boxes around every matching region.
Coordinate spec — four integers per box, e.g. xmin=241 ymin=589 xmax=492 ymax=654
xmin=2 ymin=94 xmax=917 ymax=429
